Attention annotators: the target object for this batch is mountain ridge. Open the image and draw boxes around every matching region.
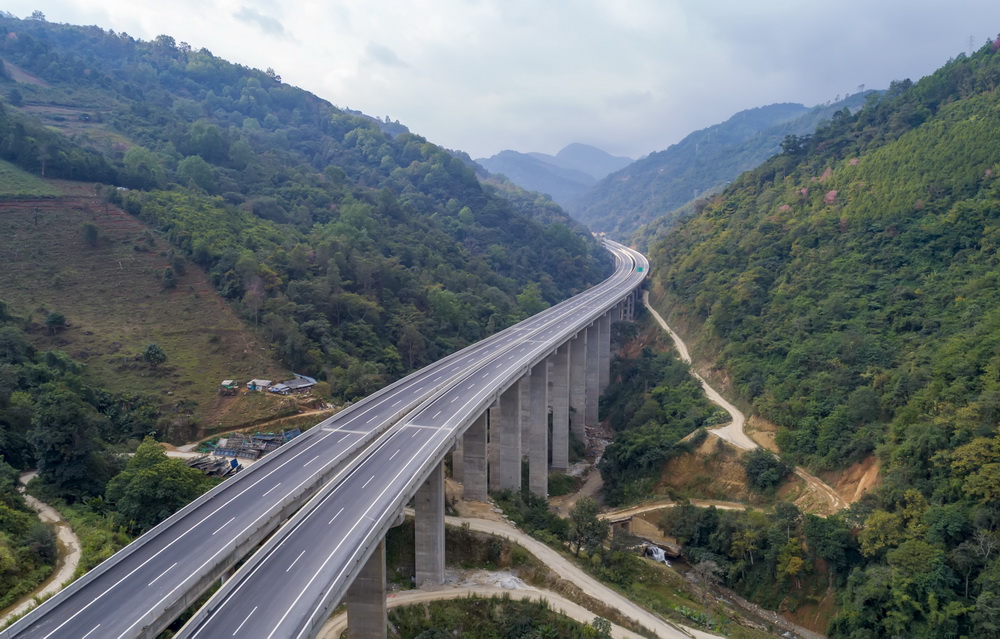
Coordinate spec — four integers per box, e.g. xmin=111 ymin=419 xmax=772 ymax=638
xmin=475 ymin=142 xmax=631 ymax=208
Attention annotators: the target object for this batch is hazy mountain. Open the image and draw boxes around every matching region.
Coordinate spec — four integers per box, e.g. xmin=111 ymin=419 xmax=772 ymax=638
xmin=573 ymin=95 xmax=875 ymax=237
xmin=476 ymin=143 xmax=632 ymax=208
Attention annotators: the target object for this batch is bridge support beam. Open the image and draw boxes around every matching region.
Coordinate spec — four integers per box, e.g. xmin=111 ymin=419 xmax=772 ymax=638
xmin=451 ymin=437 xmax=463 ymax=483
xmin=585 ymin=322 xmax=600 ymax=427
xmin=497 ymin=382 xmax=522 ymax=491
xmin=599 ymin=311 xmax=611 ymax=392
xmin=463 ymin=412 xmax=488 ymax=501
xmin=415 ymin=461 xmax=445 ymax=586
xmin=549 ymin=344 xmax=570 ymax=471
xmin=520 ymin=369 xmax=532 ymax=456
xmin=528 ymin=362 xmax=548 ymax=498
xmin=569 ymin=330 xmax=587 ymax=444
xmin=345 ymin=539 xmax=387 ymax=639
xmin=488 ymin=403 xmax=501 ymax=493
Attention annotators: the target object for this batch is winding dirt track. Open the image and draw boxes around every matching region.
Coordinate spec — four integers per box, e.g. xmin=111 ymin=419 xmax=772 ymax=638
xmin=0 ymin=473 xmax=81 ymax=626
xmin=316 ymin=585 xmax=648 ymax=639
xmin=316 ymin=515 xmax=720 ymax=638
xmin=642 ymin=293 xmax=847 ymax=512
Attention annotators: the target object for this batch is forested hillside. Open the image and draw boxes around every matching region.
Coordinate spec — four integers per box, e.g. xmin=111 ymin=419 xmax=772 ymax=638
xmin=647 ymin=37 xmax=1000 ymax=636
xmin=0 ymin=15 xmax=610 ymax=404
xmin=574 ymin=95 xmax=872 ymax=239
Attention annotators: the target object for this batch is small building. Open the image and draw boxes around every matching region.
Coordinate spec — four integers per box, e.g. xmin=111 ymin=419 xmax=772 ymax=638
xmin=268 ymin=383 xmax=291 ymax=395
xmin=282 ymin=376 xmax=316 ymax=393
xmin=247 ymin=379 xmax=272 ymax=392
xmin=219 ymin=380 xmax=240 ymax=396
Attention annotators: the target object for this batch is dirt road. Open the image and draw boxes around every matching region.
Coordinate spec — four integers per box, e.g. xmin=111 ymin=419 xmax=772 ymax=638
xmin=643 ymin=292 xmax=846 ymax=512
xmin=0 ymin=472 xmax=81 ymax=626
xmin=316 ymin=584 xmax=648 ymax=639
xmin=446 ymin=516 xmax=719 ymax=639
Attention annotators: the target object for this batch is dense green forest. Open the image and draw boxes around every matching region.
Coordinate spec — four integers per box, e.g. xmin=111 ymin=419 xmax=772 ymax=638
xmin=0 ymin=15 xmax=610 ymax=405
xmin=596 ymin=320 xmax=726 ymax=505
xmin=647 ymin=36 xmax=1000 ymax=636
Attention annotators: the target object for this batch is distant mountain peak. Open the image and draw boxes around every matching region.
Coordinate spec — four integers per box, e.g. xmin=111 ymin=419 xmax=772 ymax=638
xmin=475 ymin=143 xmax=632 ymax=209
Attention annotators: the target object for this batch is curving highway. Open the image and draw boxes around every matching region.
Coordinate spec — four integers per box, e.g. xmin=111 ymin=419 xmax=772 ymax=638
xmin=2 ymin=241 xmax=644 ymax=639
xmin=176 ymin=241 xmax=647 ymax=639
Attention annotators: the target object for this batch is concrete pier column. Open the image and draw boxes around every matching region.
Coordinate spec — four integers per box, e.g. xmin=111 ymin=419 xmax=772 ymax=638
xmin=519 ymin=370 xmax=532 ymax=457
xmin=415 ymin=462 xmax=445 ymax=586
xmin=345 ymin=539 xmax=387 ymax=639
xmin=585 ymin=322 xmax=600 ymax=427
xmin=528 ymin=362 xmax=548 ymax=498
xmin=599 ymin=311 xmax=611 ymax=392
xmin=498 ymin=383 xmax=522 ymax=491
xmin=451 ymin=437 xmax=464 ymax=483
xmin=488 ymin=403 xmax=502 ymax=492
xmin=549 ymin=344 xmax=570 ymax=471
xmin=569 ymin=331 xmax=587 ymax=444
xmin=463 ymin=412 xmax=488 ymax=501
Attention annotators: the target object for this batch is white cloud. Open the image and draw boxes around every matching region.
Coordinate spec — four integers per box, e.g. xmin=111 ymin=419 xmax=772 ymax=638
xmin=4 ymin=0 xmax=1000 ymax=158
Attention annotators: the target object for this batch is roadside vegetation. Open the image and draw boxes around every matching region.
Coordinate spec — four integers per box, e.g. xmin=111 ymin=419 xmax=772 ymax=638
xmin=647 ymin=36 xmax=1000 ymax=637
xmin=389 ymin=597 xmax=614 ymax=639
xmin=598 ymin=319 xmax=727 ymax=505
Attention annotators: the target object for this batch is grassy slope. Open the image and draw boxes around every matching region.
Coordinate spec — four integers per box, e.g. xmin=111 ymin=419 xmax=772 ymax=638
xmin=0 ymin=178 xmax=287 ymax=429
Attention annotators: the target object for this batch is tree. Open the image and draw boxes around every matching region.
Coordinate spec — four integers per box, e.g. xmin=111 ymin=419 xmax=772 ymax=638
xmin=590 ymin=617 xmax=612 ymax=639
xmin=44 ymin=311 xmax=66 ymax=334
xmin=692 ymin=559 xmax=723 ymax=593
xmin=569 ymin=497 xmax=609 ymax=557
xmin=742 ymin=447 xmax=791 ymax=493
xmin=105 ymin=437 xmax=214 ymax=533
xmin=141 ymin=343 xmax=167 ymax=368
xmin=177 ymin=155 xmax=216 ymax=193
xmin=81 ymin=222 xmax=99 ymax=247
xmin=28 ymin=386 xmax=111 ymax=499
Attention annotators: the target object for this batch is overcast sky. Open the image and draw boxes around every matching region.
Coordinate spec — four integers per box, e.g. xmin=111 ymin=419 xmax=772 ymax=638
xmin=4 ymin=1 xmax=1000 ymax=159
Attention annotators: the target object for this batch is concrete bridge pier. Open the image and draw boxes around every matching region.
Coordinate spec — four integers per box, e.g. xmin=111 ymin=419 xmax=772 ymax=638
xmin=569 ymin=330 xmax=587 ymax=443
xmin=415 ymin=462 xmax=445 ymax=586
xmin=549 ymin=343 xmax=570 ymax=471
xmin=599 ymin=311 xmax=611 ymax=392
xmin=585 ymin=322 xmax=600 ymax=427
xmin=451 ymin=437 xmax=464 ymax=483
xmin=528 ymin=362 xmax=548 ymax=498
xmin=462 ymin=412 xmax=488 ymax=501
xmin=488 ymin=403 xmax=501 ymax=493
xmin=497 ymin=382 xmax=522 ymax=491
xmin=344 ymin=539 xmax=387 ymax=639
